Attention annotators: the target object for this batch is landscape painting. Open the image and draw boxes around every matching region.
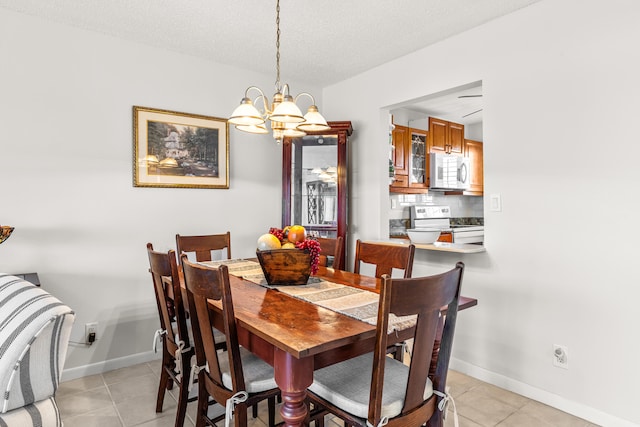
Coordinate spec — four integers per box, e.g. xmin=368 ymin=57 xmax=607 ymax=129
xmin=133 ymin=106 xmax=229 ymax=189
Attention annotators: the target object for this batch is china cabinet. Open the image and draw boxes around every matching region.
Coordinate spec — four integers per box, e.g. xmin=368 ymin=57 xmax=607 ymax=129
xmin=282 ymin=121 xmax=352 ymax=267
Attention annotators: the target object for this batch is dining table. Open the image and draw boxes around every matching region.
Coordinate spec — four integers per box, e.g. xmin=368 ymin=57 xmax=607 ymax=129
xmin=189 ymin=260 xmax=478 ymax=427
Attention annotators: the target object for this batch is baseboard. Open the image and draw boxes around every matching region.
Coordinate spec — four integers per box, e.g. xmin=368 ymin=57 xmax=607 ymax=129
xmin=61 ymin=350 xmax=162 ymax=382
xmin=449 ymin=358 xmax=635 ymax=427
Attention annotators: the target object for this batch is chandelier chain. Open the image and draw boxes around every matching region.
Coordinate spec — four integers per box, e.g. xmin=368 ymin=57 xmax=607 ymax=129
xmin=275 ymin=0 xmax=281 ymax=92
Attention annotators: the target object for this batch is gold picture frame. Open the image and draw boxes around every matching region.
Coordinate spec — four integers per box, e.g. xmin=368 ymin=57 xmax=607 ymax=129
xmin=133 ymin=106 xmax=229 ymax=189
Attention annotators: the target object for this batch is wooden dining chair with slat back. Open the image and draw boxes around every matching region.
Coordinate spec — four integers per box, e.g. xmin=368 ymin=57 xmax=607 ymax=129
xmin=180 ymin=255 xmax=279 ymax=427
xmin=353 ymin=240 xmax=415 ymax=279
xmin=308 ymin=262 xmax=465 ymax=427
xmin=353 ymin=240 xmax=415 ymax=361
xmin=146 ymin=243 xmax=195 ymax=427
xmin=317 ymin=236 xmax=345 ymax=271
xmin=176 ymin=231 xmax=232 ymax=262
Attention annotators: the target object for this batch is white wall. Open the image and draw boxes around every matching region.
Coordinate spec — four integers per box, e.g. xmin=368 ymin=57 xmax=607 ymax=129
xmin=324 ymin=0 xmax=640 ymax=425
xmin=0 ymin=9 xmax=321 ymax=376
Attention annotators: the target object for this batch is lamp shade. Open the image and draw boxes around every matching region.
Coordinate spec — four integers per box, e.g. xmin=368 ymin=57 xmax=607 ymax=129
xmin=283 ymin=122 xmax=306 ymax=138
xmin=236 ymin=123 xmax=269 ymax=134
xmin=229 ymin=98 xmax=265 ymax=126
xmin=270 ymin=97 xmax=304 ymax=123
xmin=297 ymin=105 xmax=330 ymax=131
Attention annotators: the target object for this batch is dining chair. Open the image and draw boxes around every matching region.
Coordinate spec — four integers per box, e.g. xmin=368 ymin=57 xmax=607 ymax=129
xmin=353 ymin=240 xmax=416 ymax=361
xmin=307 ymin=262 xmax=465 ymax=427
xmin=317 ymin=236 xmax=344 ymax=271
xmin=176 ymin=231 xmax=231 ymax=262
xmin=353 ymin=240 xmax=415 ymax=279
xmin=146 ymin=243 xmax=195 ymax=427
xmin=180 ymin=254 xmax=279 ymax=427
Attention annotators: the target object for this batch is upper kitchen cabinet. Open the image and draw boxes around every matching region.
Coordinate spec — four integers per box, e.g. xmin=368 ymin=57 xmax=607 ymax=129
xmin=390 ymin=125 xmax=408 ymax=176
xmin=464 ymin=139 xmax=483 ymax=195
xmin=390 ymin=125 xmax=429 ymax=193
xmin=428 ymin=117 xmax=464 ymax=155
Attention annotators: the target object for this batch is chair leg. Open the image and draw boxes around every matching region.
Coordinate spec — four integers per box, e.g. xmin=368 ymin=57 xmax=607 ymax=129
xmin=252 ymin=402 xmax=258 ymax=418
xmin=195 ymin=382 xmax=209 ymax=427
xmin=268 ymin=396 xmax=276 ymax=427
xmin=393 ymin=343 xmax=404 ymax=361
xmin=156 ymin=362 xmax=170 ymax=412
xmin=174 ymin=357 xmax=191 ymax=427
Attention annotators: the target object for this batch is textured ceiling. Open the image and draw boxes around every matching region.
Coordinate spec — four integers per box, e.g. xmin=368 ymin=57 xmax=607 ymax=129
xmin=0 ymin=0 xmax=541 ymax=87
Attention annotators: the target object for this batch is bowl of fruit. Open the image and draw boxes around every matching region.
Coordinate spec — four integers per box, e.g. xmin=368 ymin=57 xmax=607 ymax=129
xmin=256 ymin=226 xmax=321 ymax=286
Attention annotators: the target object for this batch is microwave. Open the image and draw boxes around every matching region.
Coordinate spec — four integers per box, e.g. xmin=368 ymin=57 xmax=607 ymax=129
xmin=429 ymin=153 xmax=471 ymax=190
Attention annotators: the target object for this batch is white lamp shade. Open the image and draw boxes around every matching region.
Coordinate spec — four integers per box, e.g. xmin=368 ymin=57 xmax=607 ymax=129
xmin=236 ymin=123 xmax=269 ymax=134
xmin=283 ymin=122 xmax=306 ymax=138
xmin=229 ymin=99 xmax=265 ymax=125
xmin=297 ymin=105 xmax=330 ymax=131
xmin=270 ymin=100 xmax=304 ymax=123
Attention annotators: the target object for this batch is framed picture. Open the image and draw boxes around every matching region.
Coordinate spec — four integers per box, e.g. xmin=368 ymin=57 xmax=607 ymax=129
xmin=133 ymin=106 xmax=229 ymax=189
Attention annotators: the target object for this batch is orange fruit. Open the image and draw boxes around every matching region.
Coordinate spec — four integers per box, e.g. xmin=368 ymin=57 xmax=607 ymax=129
xmin=287 ymin=225 xmax=306 ymax=243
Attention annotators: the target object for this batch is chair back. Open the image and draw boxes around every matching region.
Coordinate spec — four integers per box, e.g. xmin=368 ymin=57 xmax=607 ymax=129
xmin=176 ymin=232 xmax=231 ymax=262
xmin=317 ymin=236 xmax=344 ymax=270
xmin=180 ymin=254 xmax=244 ymax=404
xmin=368 ymin=262 xmax=464 ymax=427
xmin=353 ymin=240 xmax=415 ymax=278
xmin=146 ymin=244 xmax=190 ymax=356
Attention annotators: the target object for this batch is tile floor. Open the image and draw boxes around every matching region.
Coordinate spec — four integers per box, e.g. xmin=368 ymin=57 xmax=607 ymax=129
xmin=57 ymin=360 xmax=598 ymax=427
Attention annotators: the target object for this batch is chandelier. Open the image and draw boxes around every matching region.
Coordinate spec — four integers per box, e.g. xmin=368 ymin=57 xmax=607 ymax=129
xmin=228 ymin=0 xmax=330 ymax=143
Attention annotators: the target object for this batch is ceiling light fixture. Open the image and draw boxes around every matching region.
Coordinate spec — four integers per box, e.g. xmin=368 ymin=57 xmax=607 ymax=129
xmin=228 ymin=0 xmax=330 ymax=144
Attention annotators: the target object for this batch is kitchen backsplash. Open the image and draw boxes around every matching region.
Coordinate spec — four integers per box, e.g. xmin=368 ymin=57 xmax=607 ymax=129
xmin=389 ymin=193 xmax=484 ymax=236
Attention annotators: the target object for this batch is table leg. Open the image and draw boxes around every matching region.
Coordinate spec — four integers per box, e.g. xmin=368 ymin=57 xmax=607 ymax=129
xmin=274 ymin=348 xmax=314 ymax=427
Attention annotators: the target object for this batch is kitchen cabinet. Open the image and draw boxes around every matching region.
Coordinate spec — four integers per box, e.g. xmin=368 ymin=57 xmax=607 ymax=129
xmin=390 ymin=125 xmax=408 ymax=176
xmin=390 ymin=126 xmax=429 ymax=193
xmin=428 ymin=117 xmax=464 ymax=155
xmin=464 ymin=139 xmax=483 ymax=195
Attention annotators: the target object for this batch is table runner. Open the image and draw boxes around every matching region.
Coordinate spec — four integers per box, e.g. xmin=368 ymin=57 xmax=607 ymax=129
xmin=201 ymin=259 xmax=416 ymax=333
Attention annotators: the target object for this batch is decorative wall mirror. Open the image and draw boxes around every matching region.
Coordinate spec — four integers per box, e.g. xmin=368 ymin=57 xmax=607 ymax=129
xmin=282 ymin=121 xmax=352 ymax=267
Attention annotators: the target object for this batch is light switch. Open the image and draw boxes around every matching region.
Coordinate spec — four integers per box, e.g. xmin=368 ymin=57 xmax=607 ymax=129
xmin=490 ymin=194 xmax=502 ymax=212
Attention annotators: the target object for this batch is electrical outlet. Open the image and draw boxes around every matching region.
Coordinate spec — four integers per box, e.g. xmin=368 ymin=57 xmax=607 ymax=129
xmin=553 ymin=344 xmax=568 ymax=369
xmin=85 ymin=322 xmax=98 ymax=345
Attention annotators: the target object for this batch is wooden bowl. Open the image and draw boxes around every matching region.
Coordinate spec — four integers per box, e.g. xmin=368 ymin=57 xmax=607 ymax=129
xmin=256 ymin=249 xmax=311 ymax=286
xmin=0 ymin=226 xmax=14 ymax=245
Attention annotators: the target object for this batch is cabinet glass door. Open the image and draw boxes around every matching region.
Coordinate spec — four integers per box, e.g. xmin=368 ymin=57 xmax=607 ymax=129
xmin=282 ymin=122 xmax=352 ymax=263
xmin=409 ymin=130 xmax=427 ymax=187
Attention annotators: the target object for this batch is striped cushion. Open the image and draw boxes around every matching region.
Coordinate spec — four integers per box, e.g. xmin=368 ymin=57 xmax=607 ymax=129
xmin=0 ymin=396 xmax=62 ymax=427
xmin=0 ymin=274 xmax=75 ymax=415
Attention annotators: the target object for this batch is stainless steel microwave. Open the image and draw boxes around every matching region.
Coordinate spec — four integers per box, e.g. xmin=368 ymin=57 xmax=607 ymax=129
xmin=429 ymin=153 xmax=471 ymax=190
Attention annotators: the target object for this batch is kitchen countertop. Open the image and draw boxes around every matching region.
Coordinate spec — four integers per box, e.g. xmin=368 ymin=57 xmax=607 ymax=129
xmin=371 ymin=238 xmax=486 ymax=254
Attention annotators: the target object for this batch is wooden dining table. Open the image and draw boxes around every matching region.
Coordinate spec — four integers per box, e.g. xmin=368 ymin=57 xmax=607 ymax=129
xmin=199 ymin=264 xmax=477 ymax=427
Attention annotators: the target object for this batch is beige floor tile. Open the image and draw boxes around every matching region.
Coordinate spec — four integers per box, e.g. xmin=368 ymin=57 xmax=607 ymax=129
xmin=108 ymin=373 xmax=159 ymax=404
xmin=114 ymin=389 xmax=177 ymax=427
xmin=61 ymin=404 xmax=123 ymax=427
xmin=497 ymin=400 xmax=594 ymax=427
xmin=454 ymin=387 xmax=520 ymax=426
xmin=445 ymin=413 xmax=484 ymax=427
xmin=447 ymin=370 xmax=484 ymax=397
xmin=57 ymin=373 xmax=105 ymax=397
xmin=103 ymin=362 xmax=155 ymax=385
xmin=57 ymin=386 xmax=114 ymax=419
xmin=146 ymin=359 xmax=163 ymax=376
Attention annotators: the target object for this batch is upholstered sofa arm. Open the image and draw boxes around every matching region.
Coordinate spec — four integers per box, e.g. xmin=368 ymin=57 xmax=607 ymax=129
xmin=0 ymin=274 xmax=75 ymax=414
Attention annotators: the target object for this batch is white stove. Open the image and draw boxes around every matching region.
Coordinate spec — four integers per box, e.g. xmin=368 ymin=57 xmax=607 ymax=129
xmin=410 ymin=205 xmax=484 ymax=244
